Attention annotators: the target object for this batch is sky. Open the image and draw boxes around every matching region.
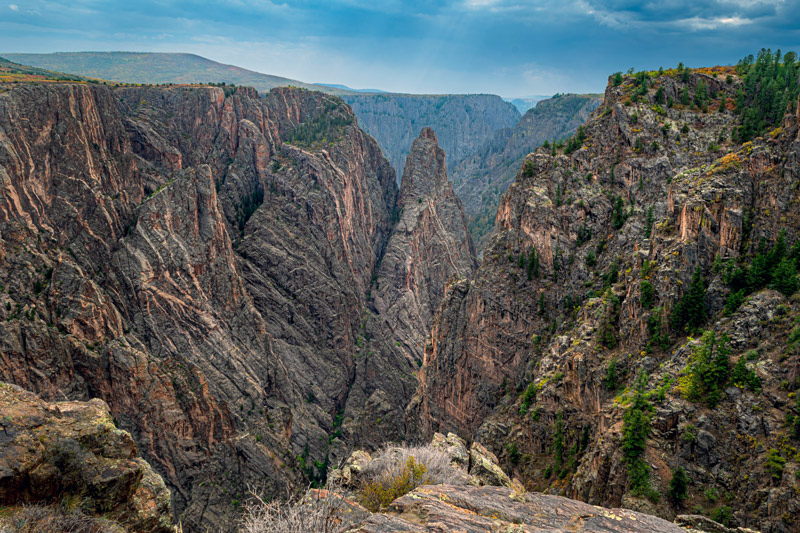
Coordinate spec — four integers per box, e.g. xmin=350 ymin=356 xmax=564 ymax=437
xmin=1 ymin=1 xmax=799 ymax=96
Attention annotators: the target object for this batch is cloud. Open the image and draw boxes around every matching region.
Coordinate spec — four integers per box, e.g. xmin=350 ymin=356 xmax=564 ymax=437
xmin=8 ymin=4 xmax=18 ymax=10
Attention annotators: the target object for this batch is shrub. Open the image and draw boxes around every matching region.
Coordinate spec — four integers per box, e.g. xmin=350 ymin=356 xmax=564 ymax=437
xmin=711 ymin=505 xmax=732 ymax=527
xmin=506 ymin=442 xmax=521 ymax=465
xmin=0 ymin=505 xmax=122 ymax=533
xmin=731 ymin=357 xmax=761 ymax=392
xmin=359 ymin=456 xmax=429 ymax=512
xmin=356 ymin=444 xmax=467 ymax=512
xmin=724 ymin=289 xmax=746 ymax=316
xmin=241 ymin=482 xmax=346 ymax=533
xmin=765 ymin=448 xmax=785 ymax=481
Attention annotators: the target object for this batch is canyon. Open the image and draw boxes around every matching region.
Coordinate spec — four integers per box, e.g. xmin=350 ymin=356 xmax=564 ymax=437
xmin=1 ymin=54 xmax=799 ymax=533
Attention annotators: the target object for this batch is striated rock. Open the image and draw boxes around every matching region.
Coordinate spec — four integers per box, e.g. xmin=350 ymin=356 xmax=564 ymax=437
xmin=372 ymin=127 xmax=477 ymax=376
xmin=347 ymin=484 xmax=688 ymax=532
xmin=0 ymin=382 xmax=172 ymax=532
xmin=0 ymin=80 xmax=416 ymax=531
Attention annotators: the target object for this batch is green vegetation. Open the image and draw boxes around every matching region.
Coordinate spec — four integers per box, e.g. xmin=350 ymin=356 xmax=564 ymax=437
xmin=519 ymin=381 xmax=537 ymax=415
xmin=734 ymin=49 xmax=800 ymax=143
xmin=764 ymin=448 xmax=786 ymax=481
xmin=670 ymin=266 xmax=707 ymax=334
xmin=723 ymin=231 xmax=799 ymax=315
xmin=711 ymin=506 xmax=732 ymax=526
xmin=236 ymin=187 xmax=264 ymax=234
xmin=640 ymin=280 xmax=654 ymax=309
xmin=359 ymin=456 xmax=430 ymax=512
xmin=564 ymin=125 xmax=586 ymax=154
xmin=668 ymin=467 xmax=689 ymax=506
xmin=506 ymin=442 xmax=521 ymax=465
xmin=611 ymin=195 xmax=627 ymax=230
xmin=288 ymin=100 xmax=354 ymax=147
xmin=646 ymin=310 xmax=670 ymax=352
xmin=527 ymin=246 xmax=540 ymax=280
xmin=787 ymin=391 xmax=800 ymax=440
xmin=604 ymin=358 xmax=619 ymax=390
xmin=731 ymin=356 xmax=761 ymax=392
xmin=686 ymin=330 xmax=731 ymax=408
xmin=622 ymin=373 xmax=659 ymax=502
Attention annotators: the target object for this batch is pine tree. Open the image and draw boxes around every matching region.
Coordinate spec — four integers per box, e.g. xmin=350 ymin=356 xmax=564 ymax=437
xmin=771 ymin=257 xmax=799 ymax=296
xmin=671 ymin=266 xmax=707 ymax=333
xmin=668 ymin=467 xmax=689 ymax=506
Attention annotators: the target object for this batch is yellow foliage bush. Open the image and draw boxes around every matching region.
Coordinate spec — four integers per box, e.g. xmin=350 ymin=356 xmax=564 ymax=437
xmin=358 ymin=456 xmax=431 ymax=512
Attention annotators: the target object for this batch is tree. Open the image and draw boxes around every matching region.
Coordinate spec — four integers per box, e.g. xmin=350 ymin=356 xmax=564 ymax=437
xmin=604 ymin=358 xmax=619 ymax=390
xmin=640 ymin=280 xmax=655 ymax=309
xmin=668 ymin=467 xmax=689 ymax=506
xmin=612 ymin=196 xmax=627 ymax=230
xmin=687 ymin=331 xmax=731 ymax=408
xmin=527 ymin=246 xmax=539 ymax=281
xmin=671 ymin=266 xmax=707 ymax=333
xmin=622 ymin=373 xmax=657 ymax=500
xmin=771 ymin=257 xmax=799 ymax=296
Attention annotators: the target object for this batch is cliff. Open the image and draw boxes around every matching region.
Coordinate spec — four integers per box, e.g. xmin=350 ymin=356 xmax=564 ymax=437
xmin=411 ymin=64 xmax=800 ymax=531
xmin=371 ymin=127 xmax=477 ymax=375
xmin=0 ymin=80 xmax=419 ymax=531
xmin=451 ymin=93 xmax=602 ymax=249
xmin=343 ymin=93 xmax=521 ymax=178
xmin=0 ymin=382 xmax=172 ymax=532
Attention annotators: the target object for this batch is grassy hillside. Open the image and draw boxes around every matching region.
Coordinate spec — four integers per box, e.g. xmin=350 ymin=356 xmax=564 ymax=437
xmin=0 ymin=56 xmax=95 ymax=83
xmin=1 ymin=52 xmax=348 ymax=95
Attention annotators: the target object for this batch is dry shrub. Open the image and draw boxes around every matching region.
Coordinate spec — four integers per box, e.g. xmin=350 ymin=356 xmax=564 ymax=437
xmin=360 ymin=444 xmax=466 ymax=487
xmin=240 ymin=484 xmax=346 ymax=533
xmin=0 ymin=504 xmax=123 ymax=533
xmin=357 ymin=444 xmax=467 ymax=512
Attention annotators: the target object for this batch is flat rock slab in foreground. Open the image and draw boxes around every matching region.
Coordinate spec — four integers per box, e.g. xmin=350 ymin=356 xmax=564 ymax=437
xmin=348 ymin=484 xmax=684 ymax=532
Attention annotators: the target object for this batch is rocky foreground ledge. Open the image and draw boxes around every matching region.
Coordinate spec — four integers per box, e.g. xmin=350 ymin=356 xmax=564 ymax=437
xmin=0 ymin=382 xmax=172 ymax=532
xmin=294 ymin=433 xmax=757 ymax=533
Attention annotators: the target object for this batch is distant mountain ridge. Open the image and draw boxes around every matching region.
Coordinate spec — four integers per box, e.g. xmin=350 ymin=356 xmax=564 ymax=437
xmin=1 ymin=51 xmax=348 ymax=94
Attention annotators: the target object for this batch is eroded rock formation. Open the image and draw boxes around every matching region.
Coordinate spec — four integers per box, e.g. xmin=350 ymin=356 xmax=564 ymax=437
xmin=411 ymin=68 xmax=800 ymax=531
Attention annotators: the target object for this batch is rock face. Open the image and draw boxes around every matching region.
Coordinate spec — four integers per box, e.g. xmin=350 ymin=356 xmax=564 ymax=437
xmin=0 ymin=381 xmax=172 ymax=532
xmin=348 ymin=484 xmax=688 ymax=532
xmin=451 ymin=93 xmax=602 ymax=249
xmin=411 ymin=67 xmax=800 ymax=531
xmin=0 ymin=80 xmax=433 ymax=531
xmin=372 ymin=128 xmax=477 ymax=370
xmin=344 ymin=94 xmax=521 ymax=179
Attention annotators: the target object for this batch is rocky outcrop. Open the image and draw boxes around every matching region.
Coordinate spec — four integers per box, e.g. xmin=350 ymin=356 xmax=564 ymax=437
xmin=0 ymin=80 xmax=419 ymax=531
xmin=0 ymin=382 xmax=172 ymax=532
xmin=344 ymin=94 xmax=520 ymax=179
xmin=371 ymin=128 xmax=477 ymax=372
xmin=348 ymin=484 xmax=689 ymax=532
xmin=304 ymin=434 xmax=739 ymax=533
xmin=451 ymin=93 xmax=602 ymax=249
xmin=412 ymin=67 xmax=800 ymax=531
